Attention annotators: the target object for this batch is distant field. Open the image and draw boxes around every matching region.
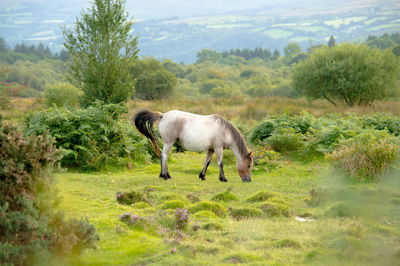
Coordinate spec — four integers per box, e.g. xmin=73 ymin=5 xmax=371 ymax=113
xmin=263 ymin=29 xmax=293 ymax=38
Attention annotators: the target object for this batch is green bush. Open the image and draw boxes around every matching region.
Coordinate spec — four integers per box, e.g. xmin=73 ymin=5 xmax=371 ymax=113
xmin=44 ymin=82 xmax=83 ymax=108
xmin=25 ymin=103 xmax=151 ymax=170
xmin=0 ymin=121 xmax=98 ymax=265
xmin=268 ymin=128 xmax=305 ymax=153
xmin=328 ymin=130 xmax=400 ymax=181
xmin=250 ymin=119 xmax=276 ymax=143
xmin=362 ymin=113 xmax=400 ymax=136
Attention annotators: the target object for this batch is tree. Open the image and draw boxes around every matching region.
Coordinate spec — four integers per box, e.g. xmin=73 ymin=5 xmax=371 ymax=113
xmin=63 ymin=0 xmax=138 ymax=107
xmin=293 ymin=43 xmax=400 ymax=106
xmin=328 ymin=36 xmax=336 ymax=48
xmin=134 ymin=69 xmax=177 ymax=100
xmin=283 ymin=43 xmax=302 ymax=64
xmin=196 ymin=49 xmax=222 ymax=64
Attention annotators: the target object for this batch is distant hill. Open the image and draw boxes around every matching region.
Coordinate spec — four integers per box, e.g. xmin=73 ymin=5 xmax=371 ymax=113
xmin=1 ymin=0 xmax=399 ymax=63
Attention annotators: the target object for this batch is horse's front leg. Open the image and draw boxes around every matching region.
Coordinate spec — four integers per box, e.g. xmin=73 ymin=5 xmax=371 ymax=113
xmin=160 ymin=142 xmax=173 ymax=180
xmin=215 ymin=147 xmax=227 ymax=182
xmin=199 ymin=149 xmax=214 ymax=181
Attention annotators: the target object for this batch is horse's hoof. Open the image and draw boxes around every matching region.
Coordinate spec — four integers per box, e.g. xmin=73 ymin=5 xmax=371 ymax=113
xmin=219 ymin=176 xmax=228 ymax=182
xmin=199 ymin=173 xmax=206 ymax=181
xmin=159 ymin=173 xmax=170 ymax=180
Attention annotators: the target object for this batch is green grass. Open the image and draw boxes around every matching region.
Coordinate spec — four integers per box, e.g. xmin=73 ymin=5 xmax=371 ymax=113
xmin=53 ymin=152 xmax=400 ymax=265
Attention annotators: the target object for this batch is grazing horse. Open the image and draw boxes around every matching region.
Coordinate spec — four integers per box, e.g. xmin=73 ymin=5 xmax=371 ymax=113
xmin=134 ymin=110 xmax=253 ymax=182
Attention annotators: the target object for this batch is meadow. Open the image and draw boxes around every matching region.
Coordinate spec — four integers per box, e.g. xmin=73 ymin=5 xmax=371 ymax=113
xmin=26 ymin=98 xmax=398 ymax=265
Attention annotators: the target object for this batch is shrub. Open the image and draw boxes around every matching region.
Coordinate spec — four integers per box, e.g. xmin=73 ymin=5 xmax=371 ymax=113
xmin=268 ymin=128 xmax=305 ymax=153
xmin=0 ymin=121 xmax=98 ymax=265
xmin=44 ymin=82 xmax=83 ymax=108
xmin=25 ymin=103 xmax=151 ymax=170
xmin=116 ymin=191 xmax=147 ymax=205
xmin=362 ymin=113 xmax=400 ymax=136
xmin=252 ymin=144 xmax=281 ymax=168
xmin=188 ymin=201 xmax=227 ymax=217
xmin=119 ymin=213 xmax=154 ymax=230
xmin=250 ymin=119 xmax=276 ymax=143
xmin=229 ymin=207 xmax=263 ymax=220
xmin=174 ymin=208 xmax=189 ymax=230
xmin=328 ymin=130 xmax=400 ymax=181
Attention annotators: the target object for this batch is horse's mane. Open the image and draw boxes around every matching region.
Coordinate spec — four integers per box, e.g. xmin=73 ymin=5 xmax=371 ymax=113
xmin=213 ymin=115 xmax=249 ymax=158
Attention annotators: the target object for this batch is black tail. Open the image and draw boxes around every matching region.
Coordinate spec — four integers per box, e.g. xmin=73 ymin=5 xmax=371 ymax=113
xmin=134 ymin=110 xmax=163 ymax=157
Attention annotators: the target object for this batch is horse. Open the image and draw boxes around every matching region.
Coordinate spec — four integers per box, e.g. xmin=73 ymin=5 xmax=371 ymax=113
xmin=134 ymin=109 xmax=253 ymax=182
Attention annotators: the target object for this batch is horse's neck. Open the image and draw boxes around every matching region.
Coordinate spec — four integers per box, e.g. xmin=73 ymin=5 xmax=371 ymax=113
xmin=228 ymin=135 xmax=246 ymax=162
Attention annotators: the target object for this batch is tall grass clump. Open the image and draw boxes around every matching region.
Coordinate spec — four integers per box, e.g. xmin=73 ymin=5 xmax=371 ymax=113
xmin=25 ymin=103 xmax=152 ymax=170
xmin=328 ymin=130 xmax=400 ymax=181
xmin=0 ymin=120 xmax=99 ymax=265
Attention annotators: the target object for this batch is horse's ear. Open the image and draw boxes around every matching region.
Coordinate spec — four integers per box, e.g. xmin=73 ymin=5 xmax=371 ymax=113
xmin=248 ymin=151 xmax=254 ymax=158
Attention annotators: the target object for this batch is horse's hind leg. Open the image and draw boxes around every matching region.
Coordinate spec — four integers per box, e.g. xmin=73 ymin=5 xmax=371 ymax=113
xmin=199 ymin=149 xmax=214 ymax=181
xmin=160 ymin=142 xmax=173 ymax=180
xmin=215 ymin=147 xmax=227 ymax=182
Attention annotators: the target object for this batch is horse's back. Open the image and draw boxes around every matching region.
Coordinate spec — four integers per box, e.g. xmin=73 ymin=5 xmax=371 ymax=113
xmin=158 ymin=110 xmax=225 ymax=151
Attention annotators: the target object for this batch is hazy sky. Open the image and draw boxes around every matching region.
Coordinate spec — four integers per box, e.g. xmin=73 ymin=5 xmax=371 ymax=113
xmin=1 ymin=0 xmax=377 ymax=19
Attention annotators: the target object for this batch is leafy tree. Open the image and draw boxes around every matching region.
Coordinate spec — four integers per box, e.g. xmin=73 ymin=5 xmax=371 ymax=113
xmin=63 ymin=0 xmax=139 ymax=107
xmin=283 ymin=43 xmax=301 ymax=64
xmin=273 ymin=49 xmax=280 ymax=59
xmin=0 ymin=37 xmax=8 ymax=52
xmin=134 ymin=69 xmax=177 ymax=100
xmin=293 ymin=43 xmax=400 ymax=106
xmin=196 ymin=49 xmax=222 ymax=64
xmin=393 ymin=45 xmax=400 ymax=57
xmin=131 ymin=57 xmax=177 ymax=99
xmin=328 ymin=36 xmax=336 ymax=48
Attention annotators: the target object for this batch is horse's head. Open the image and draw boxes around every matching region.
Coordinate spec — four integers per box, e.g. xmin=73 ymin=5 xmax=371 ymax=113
xmin=237 ymin=152 xmax=253 ymax=182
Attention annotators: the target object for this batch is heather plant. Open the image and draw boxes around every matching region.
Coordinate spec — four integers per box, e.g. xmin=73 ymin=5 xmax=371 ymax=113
xmin=0 ymin=121 xmax=99 ymax=265
xmin=328 ymin=130 xmax=400 ymax=181
xmin=116 ymin=190 xmax=148 ymax=205
xmin=174 ymin=208 xmax=189 ymax=230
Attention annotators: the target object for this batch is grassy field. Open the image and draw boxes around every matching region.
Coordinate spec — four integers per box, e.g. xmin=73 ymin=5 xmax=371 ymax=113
xmin=53 ymin=151 xmax=400 ymax=265
xmin=2 ymin=97 xmax=400 ymax=265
